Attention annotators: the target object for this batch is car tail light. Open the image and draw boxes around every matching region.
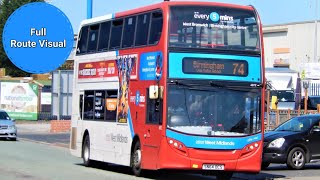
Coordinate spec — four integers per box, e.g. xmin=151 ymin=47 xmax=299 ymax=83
xmin=167 ymin=138 xmax=189 ymax=156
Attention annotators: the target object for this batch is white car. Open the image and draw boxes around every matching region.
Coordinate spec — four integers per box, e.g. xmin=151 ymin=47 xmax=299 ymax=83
xmin=0 ymin=110 xmax=17 ymax=141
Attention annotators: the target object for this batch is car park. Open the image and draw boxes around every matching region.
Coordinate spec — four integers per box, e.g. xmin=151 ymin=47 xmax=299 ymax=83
xmin=0 ymin=110 xmax=17 ymax=141
xmin=262 ymin=114 xmax=320 ymax=169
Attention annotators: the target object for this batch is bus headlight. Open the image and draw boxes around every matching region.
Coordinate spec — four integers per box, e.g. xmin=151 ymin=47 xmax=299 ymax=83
xmin=167 ymin=138 xmax=189 ymax=156
xmin=268 ymin=138 xmax=285 ymax=148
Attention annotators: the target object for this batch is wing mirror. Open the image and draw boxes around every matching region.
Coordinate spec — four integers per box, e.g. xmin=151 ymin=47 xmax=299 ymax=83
xmin=149 ymin=85 xmax=163 ymax=99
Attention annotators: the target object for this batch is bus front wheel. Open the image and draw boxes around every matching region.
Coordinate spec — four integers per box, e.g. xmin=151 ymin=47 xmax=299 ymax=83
xmin=82 ymin=135 xmax=92 ymax=167
xmin=131 ymin=141 xmax=143 ymax=176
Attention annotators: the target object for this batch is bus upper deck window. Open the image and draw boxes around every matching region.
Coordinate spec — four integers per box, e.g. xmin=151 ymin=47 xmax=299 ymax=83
xmin=110 ymin=19 xmax=123 ymax=50
xmin=77 ymin=26 xmax=89 ymax=54
xmin=98 ymin=21 xmax=111 ymax=52
xmin=135 ymin=13 xmax=150 ymax=46
xmin=122 ymin=16 xmax=136 ymax=48
xmin=87 ymin=24 xmax=100 ymax=52
xmin=148 ymin=11 xmax=163 ymax=45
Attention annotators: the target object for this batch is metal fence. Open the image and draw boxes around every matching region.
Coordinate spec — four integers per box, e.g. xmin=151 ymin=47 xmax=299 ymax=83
xmin=265 ymin=109 xmax=320 ymax=131
xmin=37 ymin=112 xmax=71 ymax=120
xmin=309 ymin=82 xmax=320 ymax=96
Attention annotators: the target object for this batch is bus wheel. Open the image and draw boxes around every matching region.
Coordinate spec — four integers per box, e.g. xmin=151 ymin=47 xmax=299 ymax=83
xmin=216 ymin=172 xmax=233 ymax=180
xmin=131 ymin=141 xmax=143 ymax=176
xmin=82 ymin=135 xmax=92 ymax=167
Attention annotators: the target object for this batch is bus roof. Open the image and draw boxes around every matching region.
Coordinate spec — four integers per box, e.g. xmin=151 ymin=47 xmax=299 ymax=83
xmin=80 ymin=1 xmax=254 ymax=28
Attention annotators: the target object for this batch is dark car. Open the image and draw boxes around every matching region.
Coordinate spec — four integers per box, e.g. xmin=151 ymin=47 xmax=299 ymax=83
xmin=300 ymin=96 xmax=320 ymax=110
xmin=262 ymin=114 xmax=320 ymax=170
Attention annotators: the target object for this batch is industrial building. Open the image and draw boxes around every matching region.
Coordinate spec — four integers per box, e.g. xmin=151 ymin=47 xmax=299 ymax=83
xmin=263 ymin=20 xmax=320 ymax=78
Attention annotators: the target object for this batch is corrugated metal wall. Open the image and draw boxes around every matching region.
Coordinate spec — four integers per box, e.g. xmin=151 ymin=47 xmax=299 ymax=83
xmin=309 ymin=82 xmax=320 ymax=96
xmin=263 ymin=21 xmax=320 ymax=72
xmin=52 ymin=70 xmax=73 ymax=120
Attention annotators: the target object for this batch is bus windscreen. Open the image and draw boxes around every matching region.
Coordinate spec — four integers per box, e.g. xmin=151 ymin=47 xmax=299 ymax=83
xmin=169 ymin=6 xmax=260 ymax=52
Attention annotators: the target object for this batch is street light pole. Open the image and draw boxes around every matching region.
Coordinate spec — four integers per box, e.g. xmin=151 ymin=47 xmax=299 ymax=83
xmin=87 ymin=0 xmax=92 ymax=19
xmin=314 ymin=0 xmax=318 ymax=62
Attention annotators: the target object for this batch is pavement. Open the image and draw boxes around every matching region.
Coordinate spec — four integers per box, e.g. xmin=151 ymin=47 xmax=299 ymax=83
xmin=16 ymin=121 xmax=70 ymax=148
xmin=16 ymin=121 xmax=51 ymax=134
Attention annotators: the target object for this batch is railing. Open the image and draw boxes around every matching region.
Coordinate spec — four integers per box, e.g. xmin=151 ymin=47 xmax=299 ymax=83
xmin=265 ymin=109 xmax=320 ymax=131
xmin=37 ymin=112 xmax=71 ymax=121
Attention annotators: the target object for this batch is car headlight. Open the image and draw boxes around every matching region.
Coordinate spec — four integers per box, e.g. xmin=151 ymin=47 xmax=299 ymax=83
xmin=8 ymin=125 xmax=16 ymax=130
xmin=268 ymin=138 xmax=285 ymax=148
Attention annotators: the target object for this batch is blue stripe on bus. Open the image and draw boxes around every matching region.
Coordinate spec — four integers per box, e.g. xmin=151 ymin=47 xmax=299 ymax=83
xmin=166 ymin=129 xmax=262 ymax=150
xmin=168 ymin=53 xmax=261 ymax=83
xmin=116 ymin=50 xmax=119 ymax=56
xmin=112 ymin=13 xmax=115 ymax=19
xmin=127 ymin=108 xmax=134 ymax=138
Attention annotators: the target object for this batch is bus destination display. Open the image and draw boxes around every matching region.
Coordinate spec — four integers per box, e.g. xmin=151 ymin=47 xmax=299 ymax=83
xmin=182 ymin=58 xmax=248 ymax=76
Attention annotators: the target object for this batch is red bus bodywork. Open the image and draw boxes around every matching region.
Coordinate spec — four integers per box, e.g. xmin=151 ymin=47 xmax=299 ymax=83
xmin=77 ymin=1 xmax=265 ymax=174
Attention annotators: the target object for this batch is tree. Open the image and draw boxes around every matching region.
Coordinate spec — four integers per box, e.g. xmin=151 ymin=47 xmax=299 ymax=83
xmin=0 ymin=0 xmax=45 ymax=77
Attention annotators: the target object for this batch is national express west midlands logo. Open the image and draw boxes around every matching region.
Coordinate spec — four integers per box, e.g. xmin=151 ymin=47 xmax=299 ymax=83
xmin=194 ymin=12 xmax=233 ymax=23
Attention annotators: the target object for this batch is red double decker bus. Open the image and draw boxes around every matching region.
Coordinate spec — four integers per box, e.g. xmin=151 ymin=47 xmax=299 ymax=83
xmin=70 ymin=1 xmax=265 ymax=179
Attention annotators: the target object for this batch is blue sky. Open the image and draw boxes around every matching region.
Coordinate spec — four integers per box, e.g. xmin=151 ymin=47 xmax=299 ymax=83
xmin=51 ymin=0 xmax=319 ymax=33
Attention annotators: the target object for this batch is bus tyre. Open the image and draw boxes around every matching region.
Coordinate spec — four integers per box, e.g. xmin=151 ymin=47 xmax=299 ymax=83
xmin=216 ymin=172 xmax=233 ymax=180
xmin=82 ymin=135 xmax=92 ymax=167
xmin=131 ymin=141 xmax=143 ymax=176
xmin=286 ymin=147 xmax=306 ymax=170
xmin=261 ymin=162 xmax=270 ymax=169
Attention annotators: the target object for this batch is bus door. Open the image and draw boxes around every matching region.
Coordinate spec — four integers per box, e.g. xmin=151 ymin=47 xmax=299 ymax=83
xmin=76 ymin=91 xmax=84 ymax=146
xmin=142 ymin=88 xmax=163 ymax=169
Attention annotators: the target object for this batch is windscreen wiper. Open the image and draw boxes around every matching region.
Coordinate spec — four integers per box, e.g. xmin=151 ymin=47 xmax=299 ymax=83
xmin=172 ymin=80 xmax=193 ymax=88
xmin=209 ymin=81 xmax=225 ymax=88
xmin=209 ymin=81 xmax=260 ymax=94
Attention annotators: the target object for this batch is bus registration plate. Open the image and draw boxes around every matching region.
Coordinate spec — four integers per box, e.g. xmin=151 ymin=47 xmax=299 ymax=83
xmin=202 ymin=164 xmax=224 ymax=170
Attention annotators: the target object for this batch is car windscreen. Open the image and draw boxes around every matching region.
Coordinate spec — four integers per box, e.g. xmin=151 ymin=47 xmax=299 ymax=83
xmin=275 ymin=116 xmax=319 ymax=132
xmin=270 ymin=90 xmax=295 ymax=102
xmin=309 ymin=97 xmax=320 ymax=107
xmin=0 ymin=112 xmax=10 ymax=120
xmin=169 ymin=5 xmax=260 ymax=52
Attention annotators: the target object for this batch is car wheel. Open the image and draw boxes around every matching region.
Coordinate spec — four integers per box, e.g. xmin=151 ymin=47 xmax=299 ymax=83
xmin=82 ymin=135 xmax=92 ymax=167
xmin=131 ymin=141 xmax=143 ymax=176
xmin=216 ymin=172 xmax=233 ymax=180
xmin=261 ymin=162 xmax=270 ymax=169
xmin=287 ymin=147 xmax=306 ymax=170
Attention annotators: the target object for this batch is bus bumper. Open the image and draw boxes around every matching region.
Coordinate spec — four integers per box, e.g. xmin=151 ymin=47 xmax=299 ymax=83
xmin=157 ymin=138 xmax=262 ymax=173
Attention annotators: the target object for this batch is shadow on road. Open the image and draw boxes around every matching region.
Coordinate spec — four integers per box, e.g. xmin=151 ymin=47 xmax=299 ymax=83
xmin=75 ymin=161 xmax=135 ymax=176
xmin=18 ymin=133 xmax=70 ymax=146
xmin=263 ymin=163 xmax=320 ymax=171
xmin=0 ymin=137 xmax=17 ymax=141
xmin=235 ymin=172 xmax=286 ymax=180
xmin=75 ymin=161 xmax=287 ymax=180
